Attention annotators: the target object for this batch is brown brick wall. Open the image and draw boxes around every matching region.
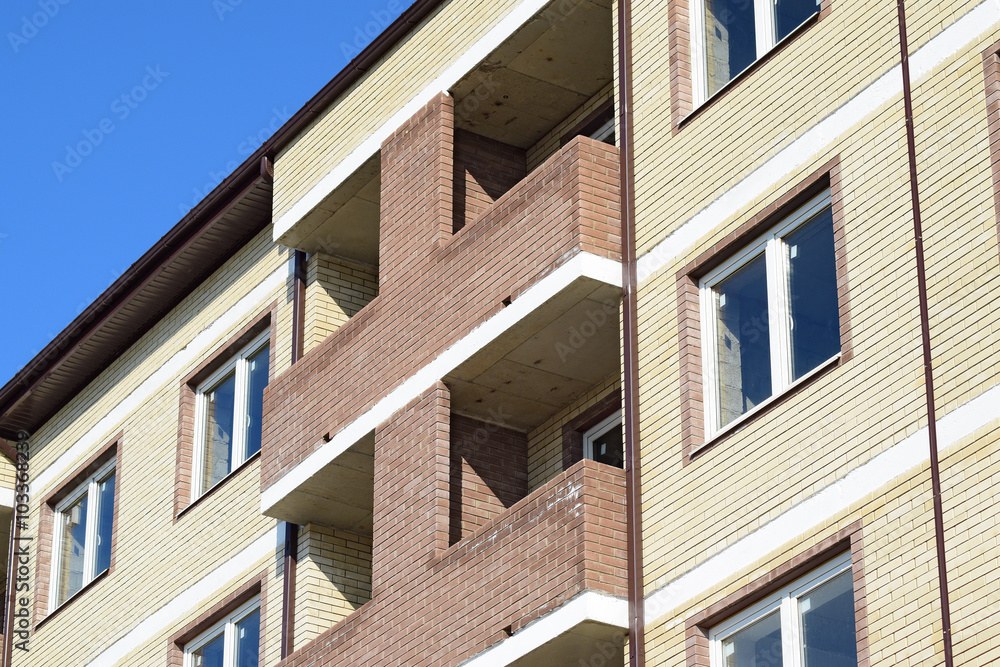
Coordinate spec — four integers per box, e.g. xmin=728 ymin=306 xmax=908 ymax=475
xmin=261 ymin=94 xmax=621 ymax=493
xmin=278 ymin=459 xmax=626 ymax=667
xmin=453 ymin=128 xmax=527 ymax=233
xmin=449 ymin=414 xmax=528 ymax=544
xmin=379 ymin=93 xmax=454 ymax=289
xmin=371 ymin=383 xmax=451 ymax=596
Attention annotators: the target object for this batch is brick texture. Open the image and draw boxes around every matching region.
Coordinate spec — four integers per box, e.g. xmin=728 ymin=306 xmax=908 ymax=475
xmin=371 ymin=383 xmax=451 ymax=596
xmin=449 ymin=414 xmax=528 ymax=544
xmin=261 ymin=94 xmax=621 ymax=493
xmin=452 ymin=128 xmax=526 ymax=233
xmin=277 ymin=459 xmax=626 ymax=667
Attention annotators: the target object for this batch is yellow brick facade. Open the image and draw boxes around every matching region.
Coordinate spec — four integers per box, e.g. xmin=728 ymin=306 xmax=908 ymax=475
xmin=16 ymin=228 xmax=292 ymax=666
xmin=293 ymin=524 xmax=373 ymax=648
xmin=304 ymin=254 xmax=379 ymax=354
xmin=6 ymin=0 xmax=999 ymax=665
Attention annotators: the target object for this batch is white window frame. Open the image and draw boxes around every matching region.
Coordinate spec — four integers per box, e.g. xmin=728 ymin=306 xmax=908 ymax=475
xmin=690 ymin=0 xmax=820 ymax=107
xmin=709 ymin=552 xmax=853 ymax=667
xmin=49 ymin=458 xmax=116 ymax=612
xmin=183 ymin=596 xmax=261 ymax=667
xmin=698 ymin=191 xmax=839 ymax=444
xmin=582 ymin=413 xmax=623 ymax=462
xmin=191 ymin=330 xmax=269 ymax=501
xmin=590 ymin=117 xmax=616 ymax=143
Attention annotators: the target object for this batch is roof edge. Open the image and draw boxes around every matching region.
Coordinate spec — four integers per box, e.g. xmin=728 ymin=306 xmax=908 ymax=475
xmin=0 ymin=0 xmax=447 ymax=432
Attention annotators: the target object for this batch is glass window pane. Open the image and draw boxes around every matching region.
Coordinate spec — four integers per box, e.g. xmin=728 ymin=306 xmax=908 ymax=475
xmin=785 ymin=207 xmax=840 ymax=381
xmin=714 ymin=254 xmax=772 ymax=427
xmin=93 ymin=473 xmax=115 ymax=575
xmin=775 ymin=0 xmax=819 ymax=42
xmin=721 ymin=610 xmax=783 ymax=667
xmin=245 ymin=346 xmax=270 ymax=459
xmin=235 ymin=609 xmax=261 ymax=667
xmin=190 ymin=631 xmax=225 ymax=667
xmin=202 ymin=372 xmax=236 ymax=494
xmin=800 ymin=571 xmax=858 ymax=667
xmin=704 ymin=0 xmax=757 ymax=97
xmin=589 ymin=421 xmax=624 ymax=468
xmin=57 ymin=493 xmax=88 ymax=606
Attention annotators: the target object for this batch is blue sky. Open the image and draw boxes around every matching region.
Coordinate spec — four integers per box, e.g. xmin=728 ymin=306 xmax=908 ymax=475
xmin=0 ymin=0 xmax=407 ymax=383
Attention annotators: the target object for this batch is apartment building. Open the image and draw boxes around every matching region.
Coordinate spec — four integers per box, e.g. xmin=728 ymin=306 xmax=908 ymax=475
xmin=0 ymin=0 xmax=997 ymax=665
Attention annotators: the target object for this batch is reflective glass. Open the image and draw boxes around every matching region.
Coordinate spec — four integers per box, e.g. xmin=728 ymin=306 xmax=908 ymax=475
xmin=785 ymin=207 xmax=840 ymax=381
xmin=57 ymin=493 xmax=88 ymax=605
xmin=202 ymin=371 xmax=236 ymax=493
xmin=715 ymin=254 xmax=772 ymax=427
xmin=704 ymin=0 xmax=757 ymax=96
xmin=245 ymin=347 xmax=270 ymax=458
xmin=800 ymin=571 xmax=858 ymax=667
xmin=94 ymin=473 xmax=115 ymax=575
xmin=721 ymin=610 xmax=782 ymax=667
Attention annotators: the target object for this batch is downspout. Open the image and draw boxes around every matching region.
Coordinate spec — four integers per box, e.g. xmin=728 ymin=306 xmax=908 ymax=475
xmin=616 ymin=0 xmax=645 ymax=664
xmin=895 ymin=3 xmax=954 ymax=666
xmin=280 ymin=249 xmax=307 ymax=659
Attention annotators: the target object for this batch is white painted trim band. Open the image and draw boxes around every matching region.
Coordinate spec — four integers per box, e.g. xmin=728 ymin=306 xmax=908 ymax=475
xmin=30 ymin=258 xmax=293 ymax=498
xmin=273 ymin=0 xmax=555 ymax=241
xmin=0 ymin=488 xmax=14 ymax=508
xmin=261 ymin=252 xmax=622 ymax=514
xmin=86 ymin=526 xmax=279 ymax=667
xmin=459 ymin=591 xmax=628 ymax=667
xmin=644 ymin=382 xmax=1000 ymax=626
xmin=635 ymin=0 xmax=1000 ymax=285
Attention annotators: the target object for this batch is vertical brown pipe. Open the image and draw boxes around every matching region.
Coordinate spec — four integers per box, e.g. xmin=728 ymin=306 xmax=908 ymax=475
xmin=895 ymin=4 xmax=954 ymax=666
xmin=280 ymin=249 xmax=307 ymax=660
xmin=617 ymin=0 xmax=645 ymax=664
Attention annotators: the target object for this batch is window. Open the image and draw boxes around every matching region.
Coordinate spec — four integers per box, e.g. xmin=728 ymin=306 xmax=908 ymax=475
xmin=184 ymin=597 xmax=260 ymax=667
xmin=691 ymin=0 xmax=820 ymax=102
xmin=709 ymin=553 xmax=858 ymax=667
xmin=583 ymin=413 xmax=624 ymax=468
xmin=700 ymin=192 xmax=839 ymax=438
xmin=589 ymin=115 xmax=616 ymax=145
xmin=49 ymin=459 xmax=116 ymax=611
xmin=192 ymin=331 xmax=269 ymax=499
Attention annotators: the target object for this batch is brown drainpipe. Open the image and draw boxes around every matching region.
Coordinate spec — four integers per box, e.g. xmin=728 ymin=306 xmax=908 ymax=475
xmin=895 ymin=3 xmax=954 ymax=666
xmin=617 ymin=0 xmax=645 ymax=664
xmin=280 ymin=249 xmax=307 ymax=660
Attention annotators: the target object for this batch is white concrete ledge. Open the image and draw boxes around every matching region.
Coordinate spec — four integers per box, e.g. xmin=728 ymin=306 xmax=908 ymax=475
xmin=261 ymin=252 xmax=622 ymax=515
xmin=459 ymin=591 xmax=628 ymax=667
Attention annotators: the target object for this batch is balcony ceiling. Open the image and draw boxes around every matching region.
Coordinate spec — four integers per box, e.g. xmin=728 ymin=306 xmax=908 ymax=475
xmin=451 ymin=0 xmax=613 ymax=148
xmin=509 ymin=620 xmax=626 ymax=667
xmin=271 ymin=431 xmax=375 ymax=533
xmin=446 ymin=278 xmax=621 ymax=432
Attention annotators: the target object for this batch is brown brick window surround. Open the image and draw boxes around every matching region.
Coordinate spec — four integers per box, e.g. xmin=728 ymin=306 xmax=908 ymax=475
xmin=562 ymin=390 xmax=623 ymax=470
xmin=685 ymin=521 xmax=870 ymax=667
xmin=174 ymin=304 xmax=276 ymax=520
xmin=33 ymin=432 xmax=122 ymax=626
xmin=167 ymin=572 xmax=267 ymax=667
xmin=667 ymin=0 xmax=833 ymax=131
xmin=676 ymin=158 xmax=852 ymax=461
xmin=981 ymin=39 xmax=1000 ymax=254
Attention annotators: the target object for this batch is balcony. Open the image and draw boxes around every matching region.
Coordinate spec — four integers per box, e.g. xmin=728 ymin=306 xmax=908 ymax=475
xmin=279 ymin=460 xmax=627 ymax=667
xmin=261 ymin=133 xmax=620 ymax=526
